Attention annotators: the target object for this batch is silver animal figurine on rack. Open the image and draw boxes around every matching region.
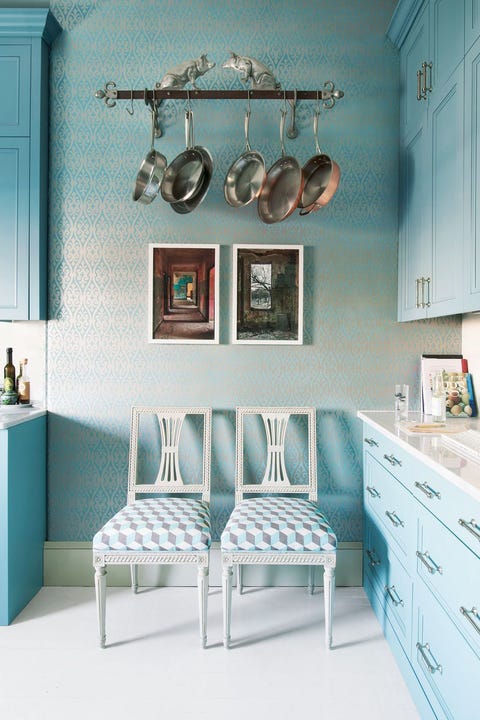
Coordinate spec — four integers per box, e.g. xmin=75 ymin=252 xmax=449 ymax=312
xmin=156 ymin=54 xmax=216 ymax=90
xmin=222 ymin=52 xmax=280 ymax=90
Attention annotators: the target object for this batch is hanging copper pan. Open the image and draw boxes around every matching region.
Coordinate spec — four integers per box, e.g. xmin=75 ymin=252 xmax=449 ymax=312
xmin=298 ymin=107 xmax=340 ymax=216
xmin=258 ymin=107 xmax=304 ymax=224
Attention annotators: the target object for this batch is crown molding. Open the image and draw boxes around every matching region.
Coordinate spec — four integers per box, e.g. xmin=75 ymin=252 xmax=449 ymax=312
xmin=0 ymin=8 xmax=61 ymax=45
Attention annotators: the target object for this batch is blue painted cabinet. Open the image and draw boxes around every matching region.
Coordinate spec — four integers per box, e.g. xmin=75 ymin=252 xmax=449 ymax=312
xmin=464 ymin=35 xmax=480 ymax=311
xmin=361 ymin=419 xmax=480 ymax=720
xmin=0 ymin=10 xmax=61 ymax=320
xmin=0 ymin=415 xmax=46 ymax=625
xmin=395 ymin=0 xmax=465 ymax=321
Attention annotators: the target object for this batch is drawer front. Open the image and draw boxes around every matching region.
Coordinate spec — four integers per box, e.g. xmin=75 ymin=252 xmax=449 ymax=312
xmin=407 ymin=461 xmax=480 ymax=561
xmin=364 ymin=451 xmax=414 ymax=561
xmin=363 ymin=425 xmax=480 ymax=560
xmin=364 ymin=518 xmax=413 ymax=649
xmin=414 ymin=584 xmax=480 ymax=720
xmin=417 ymin=505 xmax=480 ymax=656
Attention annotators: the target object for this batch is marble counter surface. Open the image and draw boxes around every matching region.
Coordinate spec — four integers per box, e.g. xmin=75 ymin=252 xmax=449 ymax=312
xmin=0 ymin=406 xmax=46 ymax=430
xmin=358 ymin=411 xmax=480 ymax=503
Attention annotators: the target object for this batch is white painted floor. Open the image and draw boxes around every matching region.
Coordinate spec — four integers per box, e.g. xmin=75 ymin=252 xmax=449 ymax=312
xmin=0 ymin=586 xmax=419 ymax=720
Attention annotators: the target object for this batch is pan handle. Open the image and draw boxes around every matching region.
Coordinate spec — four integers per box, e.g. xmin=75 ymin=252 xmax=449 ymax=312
xmin=279 ymin=107 xmax=287 ymax=157
xmin=313 ymin=108 xmax=322 ymax=155
xmin=244 ymin=109 xmax=252 ymax=152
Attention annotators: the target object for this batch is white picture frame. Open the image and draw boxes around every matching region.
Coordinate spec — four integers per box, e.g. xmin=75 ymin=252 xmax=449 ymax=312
xmin=148 ymin=243 xmax=220 ymax=344
xmin=232 ymin=244 xmax=304 ymax=345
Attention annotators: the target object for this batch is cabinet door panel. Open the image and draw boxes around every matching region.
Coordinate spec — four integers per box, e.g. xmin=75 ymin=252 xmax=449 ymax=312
xmin=0 ymin=139 xmax=29 ymax=318
xmin=398 ymin=124 xmax=429 ymax=320
xmin=0 ymin=45 xmax=30 ymax=136
xmin=430 ymin=0 xmax=465 ymax=91
xmin=464 ymin=35 xmax=480 ymax=311
xmin=465 ymin=0 xmax=480 ymax=51
xmin=414 ymin=584 xmax=479 ymax=720
xmin=400 ymin=2 xmax=429 ymax=140
xmin=427 ymin=65 xmax=464 ymax=316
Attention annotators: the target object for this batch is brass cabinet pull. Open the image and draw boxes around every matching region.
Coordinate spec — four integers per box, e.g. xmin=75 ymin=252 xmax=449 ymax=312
xmin=460 ymin=606 xmax=480 ymax=635
xmin=385 ymin=510 xmax=404 ymax=528
xmin=366 ymin=485 xmax=381 ymax=498
xmin=425 ymin=276 xmax=431 ymax=307
xmin=416 ymin=642 xmax=442 ymax=674
xmin=416 ymin=550 xmax=443 ymax=575
xmin=385 ymin=584 xmax=404 ymax=607
xmin=415 ymin=277 xmax=422 ymax=308
xmin=417 ymin=69 xmax=423 ymax=100
xmin=424 ymin=61 xmax=433 ymax=93
xmin=414 ymin=481 xmax=441 ymax=500
xmin=364 ymin=437 xmax=379 ymax=447
xmin=383 ymin=453 xmax=402 ymax=467
xmin=366 ymin=549 xmax=381 ymax=567
xmin=458 ymin=518 xmax=480 ymax=543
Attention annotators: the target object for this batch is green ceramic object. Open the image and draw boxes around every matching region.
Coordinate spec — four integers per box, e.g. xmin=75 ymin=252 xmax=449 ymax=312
xmin=0 ymin=390 xmax=18 ymax=405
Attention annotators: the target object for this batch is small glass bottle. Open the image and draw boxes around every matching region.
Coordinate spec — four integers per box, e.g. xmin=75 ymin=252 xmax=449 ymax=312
xmin=17 ymin=358 xmax=30 ymax=405
xmin=3 ymin=347 xmax=15 ymax=393
xmin=431 ymin=371 xmax=446 ymax=423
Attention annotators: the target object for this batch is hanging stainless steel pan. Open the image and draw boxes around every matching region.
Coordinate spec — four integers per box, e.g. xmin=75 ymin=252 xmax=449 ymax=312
xmin=257 ymin=108 xmax=304 ymax=224
xmin=298 ymin=108 xmax=340 ymax=215
xmin=161 ymin=109 xmax=205 ymax=203
xmin=132 ymin=108 xmax=167 ymax=204
xmin=224 ymin=108 xmax=266 ymax=208
xmin=170 ymin=111 xmax=213 ymax=214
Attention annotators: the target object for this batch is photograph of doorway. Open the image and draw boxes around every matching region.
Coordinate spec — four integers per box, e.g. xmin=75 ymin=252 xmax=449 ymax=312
xmin=148 ymin=244 xmax=219 ymax=343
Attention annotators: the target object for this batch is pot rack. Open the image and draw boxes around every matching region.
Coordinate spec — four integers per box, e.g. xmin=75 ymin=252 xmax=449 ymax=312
xmin=94 ymin=81 xmax=344 ymax=137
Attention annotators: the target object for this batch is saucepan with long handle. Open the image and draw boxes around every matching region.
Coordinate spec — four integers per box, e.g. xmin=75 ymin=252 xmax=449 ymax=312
xmin=161 ymin=107 xmax=205 ymax=203
xmin=298 ymin=106 xmax=340 ymax=215
xmin=132 ymin=106 xmax=167 ymax=204
xmin=170 ymin=110 xmax=213 ymax=214
xmin=257 ymin=106 xmax=304 ymax=224
xmin=224 ymin=105 xmax=266 ymax=208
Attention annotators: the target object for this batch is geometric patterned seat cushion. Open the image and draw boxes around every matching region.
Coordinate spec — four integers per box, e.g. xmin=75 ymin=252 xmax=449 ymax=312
xmin=220 ymin=497 xmax=336 ymax=553
xmin=92 ymin=497 xmax=211 ymax=552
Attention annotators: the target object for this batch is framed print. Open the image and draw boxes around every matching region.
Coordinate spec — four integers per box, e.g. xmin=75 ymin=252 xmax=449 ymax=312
xmin=148 ymin=244 xmax=219 ymax=344
xmin=232 ymin=244 xmax=303 ymax=344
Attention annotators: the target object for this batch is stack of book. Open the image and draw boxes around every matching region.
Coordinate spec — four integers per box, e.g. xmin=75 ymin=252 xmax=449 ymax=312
xmin=421 ymin=354 xmax=476 ymax=419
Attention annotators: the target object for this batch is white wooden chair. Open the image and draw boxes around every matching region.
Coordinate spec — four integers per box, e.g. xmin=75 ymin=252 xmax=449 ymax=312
xmin=93 ymin=406 xmax=212 ymax=648
xmin=221 ymin=407 xmax=337 ymax=649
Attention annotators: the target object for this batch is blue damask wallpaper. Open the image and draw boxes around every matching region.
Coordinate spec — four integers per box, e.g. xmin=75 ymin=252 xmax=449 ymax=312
xmin=46 ymin=0 xmax=462 ymax=542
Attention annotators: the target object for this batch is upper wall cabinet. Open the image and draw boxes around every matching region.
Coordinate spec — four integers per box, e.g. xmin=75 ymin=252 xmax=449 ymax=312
xmin=0 ymin=10 xmax=61 ymax=321
xmin=389 ymin=0 xmax=480 ymax=321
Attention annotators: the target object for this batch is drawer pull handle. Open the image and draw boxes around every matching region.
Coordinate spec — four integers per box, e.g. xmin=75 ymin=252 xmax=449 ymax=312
xmin=458 ymin=518 xmax=480 ymax=543
xmin=460 ymin=606 xmax=480 ymax=635
xmin=366 ymin=549 xmax=381 ymax=567
xmin=384 ymin=453 xmax=402 ymax=467
xmin=414 ymin=481 xmax=441 ymax=500
xmin=366 ymin=485 xmax=381 ymax=499
xmin=364 ymin=437 xmax=379 ymax=447
xmin=416 ymin=550 xmax=443 ymax=575
xmin=385 ymin=584 xmax=404 ymax=607
xmin=386 ymin=510 xmax=404 ymax=528
xmin=416 ymin=642 xmax=442 ymax=675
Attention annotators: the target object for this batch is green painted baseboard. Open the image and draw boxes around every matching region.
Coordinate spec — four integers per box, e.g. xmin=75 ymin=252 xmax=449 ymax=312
xmin=44 ymin=541 xmax=363 ymax=587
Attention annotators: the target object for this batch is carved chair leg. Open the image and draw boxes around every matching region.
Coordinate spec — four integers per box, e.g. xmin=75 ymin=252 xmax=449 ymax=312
xmin=130 ymin=564 xmax=138 ymax=594
xmin=308 ymin=566 xmax=315 ymax=595
xmin=222 ymin=563 xmax=233 ymax=648
xmin=237 ymin=564 xmax=243 ymax=595
xmin=324 ymin=565 xmax=335 ymax=650
xmin=198 ymin=564 xmax=209 ymax=648
xmin=94 ymin=565 xmax=107 ymax=648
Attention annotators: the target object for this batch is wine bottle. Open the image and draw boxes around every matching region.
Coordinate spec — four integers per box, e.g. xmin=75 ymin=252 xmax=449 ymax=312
xmin=3 ymin=347 xmax=15 ymax=393
xmin=17 ymin=358 xmax=30 ymax=405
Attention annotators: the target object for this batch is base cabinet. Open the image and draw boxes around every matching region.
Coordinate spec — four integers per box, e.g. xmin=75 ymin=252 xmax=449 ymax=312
xmin=361 ymin=419 xmax=480 ymax=720
xmin=0 ymin=416 xmax=46 ymax=625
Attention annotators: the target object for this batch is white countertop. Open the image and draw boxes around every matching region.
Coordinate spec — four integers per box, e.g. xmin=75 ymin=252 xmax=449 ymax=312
xmin=0 ymin=406 xmax=46 ymax=430
xmin=358 ymin=410 xmax=480 ymax=503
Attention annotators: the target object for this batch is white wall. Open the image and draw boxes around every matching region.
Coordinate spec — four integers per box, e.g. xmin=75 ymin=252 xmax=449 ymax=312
xmin=462 ymin=313 xmax=480 ymax=381
xmin=0 ymin=321 xmax=46 ymax=405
